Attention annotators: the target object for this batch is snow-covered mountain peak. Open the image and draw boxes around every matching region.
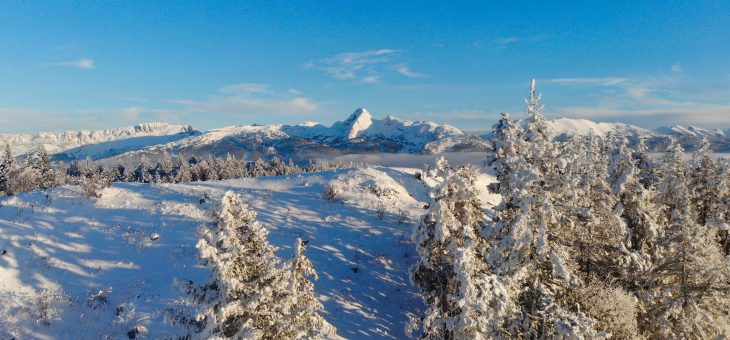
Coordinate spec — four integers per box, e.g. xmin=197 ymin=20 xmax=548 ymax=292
xmin=340 ymin=108 xmax=373 ymax=139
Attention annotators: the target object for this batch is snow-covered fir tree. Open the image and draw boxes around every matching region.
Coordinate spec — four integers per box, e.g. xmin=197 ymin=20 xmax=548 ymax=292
xmin=159 ymin=151 xmax=174 ymax=183
xmin=716 ymin=159 xmax=730 ymax=255
xmin=641 ymin=140 xmax=730 ymax=338
xmin=608 ymin=135 xmax=661 ymax=276
xmin=633 ymin=138 xmax=656 ymax=189
xmin=175 ymin=157 xmax=193 ymax=183
xmin=34 ymin=146 xmax=56 ymax=190
xmin=0 ymin=144 xmax=17 ymax=196
xmin=487 ymin=80 xmax=595 ymax=338
xmin=274 ymin=238 xmax=335 ymax=339
xmin=689 ymin=137 xmax=726 ymax=229
xmin=412 ymin=164 xmax=500 ymax=339
xmin=196 ymin=191 xmax=284 ymax=338
xmin=487 ymin=112 xmax=523 ymax=199
xmin=195 ymin=191 xmax=333 ymax=339
xmin=571 ymin=133 xmax=630 ymax=280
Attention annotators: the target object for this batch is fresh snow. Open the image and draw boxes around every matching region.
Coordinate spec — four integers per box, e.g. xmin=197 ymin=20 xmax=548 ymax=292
xmin=0 ymin=166 xmax=498 ymax=339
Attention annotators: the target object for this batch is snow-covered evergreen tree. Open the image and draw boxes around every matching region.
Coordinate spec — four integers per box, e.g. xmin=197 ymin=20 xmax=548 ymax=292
xmin=134 ymin=156 xmax=152 ymax=183
xmin=608 ymin=136 xmax=661 ymax=276
xmin=487 ymin=80 xmax=595 ymax=338
xmin=572 ymin=133 xmax=629 ymax=280
xmin=487 ymin=112 xmax=523 ymax=199
xmin=412 ymin=164 xmax=499 ymax=339
xmin=633 ymin=138 xmax=656 ymax=189
xmin=160 ymin=152 xmax=174 ymax=182
xmin=0 ymin=144 xmax=17 ymax=196
xmin=690 ymin=137 xmax=724 ymax=227
xmin=195 ymin=191 xmax=334 ymax=339
xmin=641 ymin=140 xmax=730 ymax=338
xmin=716 ymin=159 xmax=730 ymax=255
xmin=273 ymin=238 xmax=335 ymax=339
xmin=175 ymin=157 xmax=192 ymax=183
xmin=35 ymin=146 xmax=56 ymax=190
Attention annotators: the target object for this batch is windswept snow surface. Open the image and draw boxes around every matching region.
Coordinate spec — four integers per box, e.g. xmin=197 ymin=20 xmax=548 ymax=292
xmin=0 ymin=166 xmax=498 ymax=339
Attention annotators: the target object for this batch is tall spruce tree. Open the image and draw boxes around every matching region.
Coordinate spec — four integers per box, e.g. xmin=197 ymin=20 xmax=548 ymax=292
xmin=487 ymin=80 xmax=594 ymax=338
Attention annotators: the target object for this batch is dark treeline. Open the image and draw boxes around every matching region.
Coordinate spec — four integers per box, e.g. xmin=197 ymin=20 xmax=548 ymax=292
xmin=0 ymin=145 xmax=364 ymax=198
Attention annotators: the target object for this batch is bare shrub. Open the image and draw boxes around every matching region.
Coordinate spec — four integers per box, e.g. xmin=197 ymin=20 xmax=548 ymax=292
xmin=376 ymin=202 xmax=387 ymax=220
xmin=574 ymin=278 xmax=639 ymax=339
xmin=321 ymin=184 xmax=341 ymax=201
xmin=367 ymin=184 xmax=399 ymax=199
xmin=85 ymin=287 xmax=112 ymax=310
xmin=82 ymin=177 xmax=104 ymax=199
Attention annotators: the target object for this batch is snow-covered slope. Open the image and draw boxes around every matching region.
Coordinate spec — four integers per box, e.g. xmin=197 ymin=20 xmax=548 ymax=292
xmin=0 ymin=123 xmax=198 ymax=160
xmin=0 ymin=166 xmax=498 ymax=339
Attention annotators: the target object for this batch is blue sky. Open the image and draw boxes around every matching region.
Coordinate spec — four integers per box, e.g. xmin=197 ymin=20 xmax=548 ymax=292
xmin=1 ymin=1 xmax=729 ymax=133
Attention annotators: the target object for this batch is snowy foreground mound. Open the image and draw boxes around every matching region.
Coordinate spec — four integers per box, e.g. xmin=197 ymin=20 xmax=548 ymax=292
xmin=0 ymin=166 xmax=497 ymax=339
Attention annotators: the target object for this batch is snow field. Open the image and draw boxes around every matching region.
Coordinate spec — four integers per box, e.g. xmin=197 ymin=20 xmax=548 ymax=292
xmin=0 ymin=166 xmax=497 ymax=339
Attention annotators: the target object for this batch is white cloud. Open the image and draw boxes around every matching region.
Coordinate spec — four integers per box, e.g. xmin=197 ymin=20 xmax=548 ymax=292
xmin=0 ymin=106 xmax=184 ymax=133
xmin=552 ymin=103 xmax=730 ymax=126
xmin=671 ymin=63 xmax=683 ymax=73
xmin=304 ymin=49 xmax=398 ymax=82
xmin=305 ymin=49 xmax=428 ymax=83
xmin=173 ymin=83 xmax=317 ymax=115
xmin=396 ymin=64 xmax=429 ymax=78
xmin=546 ymin=70 xmax=730 ymax=127
xmin=491 ymin=34 xmax=549 ymax=49
xmin=46 ymin=58 xmax=95 ymax=70
xmin=219 ymin=83 xmax=272 ymax=95
xmin=548 ymin=77 xmax=628 ymax=86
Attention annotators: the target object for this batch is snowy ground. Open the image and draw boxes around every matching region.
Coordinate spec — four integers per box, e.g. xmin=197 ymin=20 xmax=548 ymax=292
xmin=0 ymin=166 xmax=498 ymax=339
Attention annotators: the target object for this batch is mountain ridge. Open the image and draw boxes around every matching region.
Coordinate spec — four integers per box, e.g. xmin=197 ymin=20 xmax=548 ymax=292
xmin=2 ymin=111 xmax=728 ymax=163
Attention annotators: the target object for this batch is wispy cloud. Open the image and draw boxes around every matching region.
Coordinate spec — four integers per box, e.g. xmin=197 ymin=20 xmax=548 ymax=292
xmin=396 ymin=64 xmax=429 ymax=78
xmin=671 ymin=63 xmax=683 ymax=73
xmin=491 ymin=34 xmax=549 ymax=49
xmin=173 ymin=83 xmax=317 ymax=115
xmin=0 ymin=106 xmax=181 ymax=133
xmin=548 ymin=77 xmax=629 ymax=86
xmin=552 ymin=104 xmax=730 ymax=126
xmin=546 ymin=66 xmax=730 ymax=127
xmin=305 ymin=49 xmax=428 ymax=83
xmin=45 ymin=58 xmax=95 ymax=70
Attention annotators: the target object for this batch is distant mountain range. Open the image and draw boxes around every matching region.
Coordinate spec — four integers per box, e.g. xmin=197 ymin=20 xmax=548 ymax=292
xmin=1 ymin=110 xmax=727 ymax=164
xmin=0 ymin=122 xmax=198 ymax=161
xmin=545 ymin=118 xmax=730 ymax=152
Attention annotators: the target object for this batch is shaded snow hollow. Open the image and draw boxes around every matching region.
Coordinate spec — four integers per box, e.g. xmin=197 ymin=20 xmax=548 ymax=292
xmin=0 ymin=166 xmax=498 ymax=339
